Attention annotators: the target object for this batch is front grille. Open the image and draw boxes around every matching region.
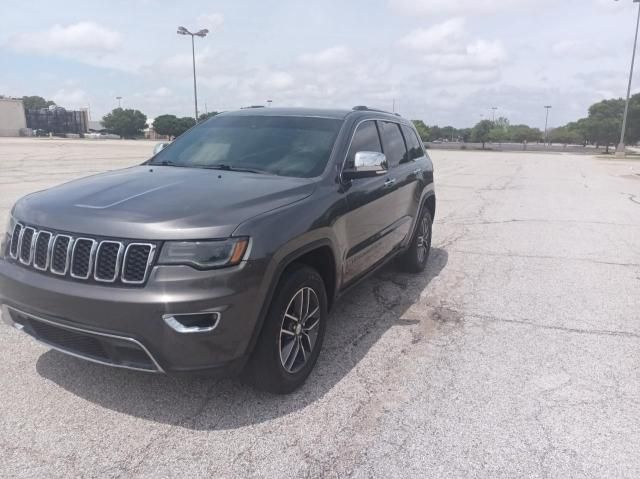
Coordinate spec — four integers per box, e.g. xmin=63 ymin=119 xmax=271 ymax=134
xmin=19 ymin=227 xmax=35 ymax=264
xmin=34 ymin=231 xmax=52 ymax=270
xmin=122 ymin=244 xmax=153 ymax=284
xmin=8 ymin=223 xmax=156 ymax=287
xmin=95 ymin=241 xmax=122 ymax=282
xmin=71 ymin=238 xmax=95 ymax=279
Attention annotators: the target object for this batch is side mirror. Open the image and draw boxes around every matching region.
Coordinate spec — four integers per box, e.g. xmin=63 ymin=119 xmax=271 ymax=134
xmin=153 ymin=142 xmax=170 ymax=155
xmin=343 ymin=151 xmax=388 ymax=180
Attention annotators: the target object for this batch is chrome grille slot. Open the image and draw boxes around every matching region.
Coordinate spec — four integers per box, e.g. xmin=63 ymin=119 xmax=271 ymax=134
xmin=94 ymin=241 xmax=124 ymax=283
xmin=51 ymin=235 xmax=72 ymax=275
xmin=33 ymin=231 xmax=53 ymax=271
xmin=122 ymin=243 xmax=155 ymax=284
xmin=7 ymin=225 xmax=155 ymax=286
xmin=9 ymin=223 xmax=22 ymax=259
xmin=70 ymin=238 xmax=97 ymax=279
xmin=19 ymin=227 xmax=35 ymax=265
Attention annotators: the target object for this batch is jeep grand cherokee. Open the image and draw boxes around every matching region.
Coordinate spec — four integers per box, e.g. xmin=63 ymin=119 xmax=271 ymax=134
xmin=0 ymin=106 xmax=435 ymax=393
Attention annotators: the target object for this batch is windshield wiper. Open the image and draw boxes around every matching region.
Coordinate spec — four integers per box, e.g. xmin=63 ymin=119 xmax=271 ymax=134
xmin=154 ymin=160 xmax=187 ymax=167
xmin=203 ymin=164 xmax=269 ymax=175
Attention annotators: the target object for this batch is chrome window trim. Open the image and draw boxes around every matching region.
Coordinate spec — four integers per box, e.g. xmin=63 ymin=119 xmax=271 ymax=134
xmin=339 ymin=117 xmax=416 ymax=182
xmin=18 ymin=227 xmax=36 ymax=265
xmin=50 ymin=234 xmax=74 ymax=276
xmin=94 ymin=240 xmax=124 ymax=283
xmin=2 ymin=305 xmax=164 ymax=373
xmin=121 ymin=243 xmax=156 ymax=285
xmin=9 ymin=223 xmax=23 ymax=259
xmin=70 ymin=237 xmax=98 ymax=280
xmin=32 ymin=230 xmax=54 ymax=271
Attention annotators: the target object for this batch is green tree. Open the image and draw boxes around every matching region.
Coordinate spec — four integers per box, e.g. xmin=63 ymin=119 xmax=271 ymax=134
xmin=152 ymin=114 xmax=179 ymax=137
xmin=102 ymin=108 xmax=147 ymax=139
xmin=22 ymin=95 xmax=56 ymax=110
xmin=549 ymin=126 xmax=583 ymax=145
xmin=471 ymin=120 xmax=493 ymax=149
xmin=175 ymin=117 xmax=196 ymax=136
xmin=411 ymin=120 xmax=430 ymax=142
xmin=198 ymin=111 xmax=219 ymax=122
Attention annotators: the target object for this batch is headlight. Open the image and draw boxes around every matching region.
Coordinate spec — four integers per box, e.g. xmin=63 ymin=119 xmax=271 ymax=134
xmin=158 ymin=237 xmax=249 ymax=269
xmin=1 ymin=215 xmax=16 ymax=258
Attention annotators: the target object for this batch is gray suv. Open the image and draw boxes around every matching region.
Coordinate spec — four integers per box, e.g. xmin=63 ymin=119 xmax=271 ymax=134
xmin=0 ymin=106 xmax=435 ymax=393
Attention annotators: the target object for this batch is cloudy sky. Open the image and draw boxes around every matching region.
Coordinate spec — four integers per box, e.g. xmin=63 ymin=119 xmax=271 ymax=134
xmin=0 ymin=0 xmax=638 ymax=128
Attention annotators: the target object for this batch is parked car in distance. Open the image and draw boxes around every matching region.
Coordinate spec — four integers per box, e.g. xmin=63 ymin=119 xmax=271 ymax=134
xmin=0 ymin=106 xmax=436 ymax=393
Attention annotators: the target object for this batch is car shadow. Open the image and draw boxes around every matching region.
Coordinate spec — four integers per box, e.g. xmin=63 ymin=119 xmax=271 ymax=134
xmin=36 ymin=247 xmax=448 ymax=431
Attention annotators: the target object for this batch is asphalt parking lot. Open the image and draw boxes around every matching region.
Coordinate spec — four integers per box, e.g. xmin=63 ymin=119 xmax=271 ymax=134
xmin=1 ymin=137 xmax=639 ymax=478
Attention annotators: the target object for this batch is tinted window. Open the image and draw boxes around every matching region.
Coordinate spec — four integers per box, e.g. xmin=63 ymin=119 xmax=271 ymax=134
xmin=378 ymin=121 xmax=408 ymax=166
xmin=150 ymin=115 xmax=342 ymax=178
xmin=401 ymin=125 xmax=425 ymax=161
xmin=345 ymin=120 xmax=382 ymax=169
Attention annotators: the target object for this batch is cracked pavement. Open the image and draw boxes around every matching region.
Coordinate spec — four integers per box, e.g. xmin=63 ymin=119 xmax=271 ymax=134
xmin=0 ymin=138 xmax=639 ymax=478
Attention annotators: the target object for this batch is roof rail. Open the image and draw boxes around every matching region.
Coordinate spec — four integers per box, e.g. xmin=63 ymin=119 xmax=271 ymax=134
xmin=351 ymin=105 xmax=401 ymax=117
xmin=240 ymin=105 xmax=265 ymax=109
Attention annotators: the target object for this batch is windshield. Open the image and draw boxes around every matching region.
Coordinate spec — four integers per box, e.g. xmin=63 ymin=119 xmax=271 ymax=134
xmin=149 ymin=115 xmax=343 ymax=178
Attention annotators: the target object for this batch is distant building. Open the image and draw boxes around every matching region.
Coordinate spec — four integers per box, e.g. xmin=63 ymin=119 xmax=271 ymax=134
xmin=25 ymin=106 xmax=88 ymax=135
xmin=0 ymin=98 xmax=27 ymax=137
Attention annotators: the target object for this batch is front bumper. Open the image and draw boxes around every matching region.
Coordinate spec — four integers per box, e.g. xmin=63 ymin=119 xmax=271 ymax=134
xmin=0 ymin=257 xmax=268 ymax=375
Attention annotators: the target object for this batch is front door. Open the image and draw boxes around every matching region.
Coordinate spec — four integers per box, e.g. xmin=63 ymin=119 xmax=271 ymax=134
xmin=342 ymin=120 xmax=399 ymax=283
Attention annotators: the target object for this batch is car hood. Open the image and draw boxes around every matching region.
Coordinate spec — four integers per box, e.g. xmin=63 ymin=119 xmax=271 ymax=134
xmin=14 ymin=165 xmax=316 ymax=240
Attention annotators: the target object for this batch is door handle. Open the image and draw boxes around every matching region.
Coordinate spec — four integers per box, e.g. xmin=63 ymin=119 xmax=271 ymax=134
xmin=412 ymin=168 xmax=422 ymax=176
xmin=383 ymin=178 xmax=396 ymax=188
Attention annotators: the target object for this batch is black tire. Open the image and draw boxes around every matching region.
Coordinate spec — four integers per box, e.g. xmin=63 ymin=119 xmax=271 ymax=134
xmin=246 ymin=264 xmax=328 ymax=394
xmin=398 ymin=207 xmax=432 ymax=273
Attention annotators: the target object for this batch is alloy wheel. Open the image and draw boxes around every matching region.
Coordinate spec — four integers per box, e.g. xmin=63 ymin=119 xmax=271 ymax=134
xmin=279 ymin=287 xmax=321 ymax=374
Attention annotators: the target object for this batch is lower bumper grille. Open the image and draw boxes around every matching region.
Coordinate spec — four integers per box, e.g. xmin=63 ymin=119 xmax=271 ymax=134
xmin=5 ymin=307 xmax=162 ymax=373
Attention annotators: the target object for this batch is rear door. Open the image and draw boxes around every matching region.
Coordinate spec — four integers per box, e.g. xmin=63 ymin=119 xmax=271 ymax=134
xmin=397 ymin=124 xmax=427 ymax=225
xmin=376 ymin=121 xmax=414 ymax=248
xmin=342 ymin=120 xmax=399 ymax=283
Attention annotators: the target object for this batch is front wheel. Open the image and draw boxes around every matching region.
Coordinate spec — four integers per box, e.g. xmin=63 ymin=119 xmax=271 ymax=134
xmin=398 ymin=208 xmax=432 ymax=273
xmin=246 ymin=264 xmax=328 ymax=394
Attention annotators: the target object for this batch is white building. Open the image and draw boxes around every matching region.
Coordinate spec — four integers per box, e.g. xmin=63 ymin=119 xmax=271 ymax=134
xmin=0 ymin=98 xmax=27 ymax=137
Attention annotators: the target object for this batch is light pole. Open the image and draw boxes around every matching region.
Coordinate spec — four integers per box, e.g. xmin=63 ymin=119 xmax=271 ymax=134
xmin=490 ymin=106 xmax=498 ymax=122
xmin=177 ymin=26 xmax=209 ymax=122
xmin=544 ymin=105 xmax=552 ymax=145
xmin=266 ymin=99 xmax=273 ymax=107
xmin=115 ymin=96 xmax=122 ymax=108
xmin=615 ymin=0 xmax=640 ymax=157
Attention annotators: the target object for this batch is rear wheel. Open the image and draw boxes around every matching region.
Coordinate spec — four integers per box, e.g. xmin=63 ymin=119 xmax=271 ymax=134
xmin=398 ymin=207 xmax=432 ymax=273
xmin=246 ymin=264 xmax=327 ymax=394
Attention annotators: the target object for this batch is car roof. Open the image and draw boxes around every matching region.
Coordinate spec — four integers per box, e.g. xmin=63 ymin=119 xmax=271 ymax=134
xmin=220 ymin=107 xmax=353 ymax=120
xmin=218 ymin=106 xmax=410 ymax=124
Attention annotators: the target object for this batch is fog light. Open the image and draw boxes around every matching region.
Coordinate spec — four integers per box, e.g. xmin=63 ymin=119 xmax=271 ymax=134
xmin=163 ymin=312 xmax=221 ymax=333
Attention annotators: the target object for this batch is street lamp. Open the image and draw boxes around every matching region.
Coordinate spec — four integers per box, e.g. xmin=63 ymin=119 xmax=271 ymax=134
xmin=177 ymin=26 xmax=209 ymax=122
xmin=616 ymin=0 xmax=640 ymax=157
xmin=115 ymin=96 xmax=122 ymax=108
xmin=544 ymin=105 xmax=552 ymax=145
xmin=490 ymin=106 xmax=498 ymax=122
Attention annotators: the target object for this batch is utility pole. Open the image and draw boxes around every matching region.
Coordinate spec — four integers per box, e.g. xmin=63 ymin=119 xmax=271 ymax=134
xmin=616 ymin=0 xmax=640 ymax=157
xmin=544 ymin=105 xmax=552 ymax=145
xmin=177 ymin=26 xmax=209 ymax=122
xmin=490 ymin=106 xmax=498 ymax=123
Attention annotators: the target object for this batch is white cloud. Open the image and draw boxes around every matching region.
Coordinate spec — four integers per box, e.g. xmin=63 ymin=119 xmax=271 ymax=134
xmin=8 ymin=22 xmax=121 ymax=56
xmin=298 ymin=46 xmax=353 ymax=68
xmin=196 ymin=13 xmax=224 ymax=30
xmin=551 ymin=40 xmax=607 ymax=59
xmin=398 ymin=18 xmax=465 ymax=51
xmin=152 ymin=87 xmax=172 ymax=97
xmin=51 ymin=88 xmax=88 ymax=108
xmin=389 ymin=0 xmax=538 ymax=16
xmin=263 ymin=71 xmax=295 ymax=90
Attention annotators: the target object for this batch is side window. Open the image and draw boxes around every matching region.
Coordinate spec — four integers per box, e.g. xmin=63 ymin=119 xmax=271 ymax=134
xmin=345 ymin=120 xmax=382 ymax=169
xmin=401 ymin=125 xmax=425 ymax=161
xmin=378 ymin=121 xmax=409 ymax=167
